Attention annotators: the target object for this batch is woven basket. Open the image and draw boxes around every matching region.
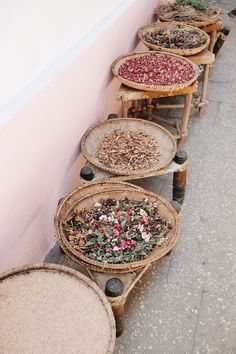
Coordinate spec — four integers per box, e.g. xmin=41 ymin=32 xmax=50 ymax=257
xmin=155 ymin=4 xmax=220 ymax=28
xmin=55 ymin=187 xmax=179 ymax=274
xmin=138 ymin=22 xmax=210 ymax=56
xmin=0 ymin=263 xmax=115 ymax=354
xmin=81 ymin=118 xmax=176 ymax=176
xmin=57 ymin=180 xmax=145 ymax=213
xmin=112 ymin=51 xmax=199 ymax=92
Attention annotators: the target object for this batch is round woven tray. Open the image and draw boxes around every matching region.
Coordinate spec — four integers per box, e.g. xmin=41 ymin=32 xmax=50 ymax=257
xmin=156 ymin=5 xmax=220 ymax=28
xmin=57 ymin=180 xmax=145 ymax=214
xmin=0 ymin=263 xmax=115 ymax=354
xmin=138 ymin=22 xmax=210 ymax=56
xmin=55 ymin=187 xmax=179 ymax=274
xmin=112 ymin=51 xmax=199 ymax=92
xmin=81 ymin=118 xmax=177 ymax=176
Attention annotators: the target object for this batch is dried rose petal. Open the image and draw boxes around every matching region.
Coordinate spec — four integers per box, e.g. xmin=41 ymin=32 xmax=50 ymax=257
xmin=118 ymin=53 xmax=195 ymax=86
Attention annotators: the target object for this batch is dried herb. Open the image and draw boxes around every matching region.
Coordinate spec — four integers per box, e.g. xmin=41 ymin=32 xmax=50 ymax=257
xmin=144 ymin=26 xmax=207 ymax=49
xmin=64 ymin=198 xmax=172 ymax=264
xmin=118 ymin=53 xmax=195 ymax=86
xmin=176 ymin=0 xmax=208 ymax=12
xmin=97 ymin=129 xmax=160 ymax=171
xmin=158 ymin=1 xmax=218 ymax=22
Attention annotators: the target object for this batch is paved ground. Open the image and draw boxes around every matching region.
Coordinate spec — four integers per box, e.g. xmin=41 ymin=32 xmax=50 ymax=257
xmin=45 ymin=2 xmax=236 ymax=352
xmin=114 ymin=2 xmax=236 ymax=353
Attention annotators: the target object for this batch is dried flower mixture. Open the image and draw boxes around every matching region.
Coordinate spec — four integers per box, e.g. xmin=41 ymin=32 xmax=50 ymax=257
xmin=64 ymin=197 xmax=172 ymax=264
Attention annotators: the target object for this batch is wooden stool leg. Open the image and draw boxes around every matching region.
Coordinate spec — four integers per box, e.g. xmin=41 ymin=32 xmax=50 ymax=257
xmin=132 ymin=100 xmax=138 ymax=118
xmin=178 ymin=93 xmax=192 ymax=148
xmin=173 ymin=151 xmax=188 ymax=204
xmin=199 ymin=64 xmax=210 ymax=118
xmin=105 ymin=278 xmax=125 ymax=337
xmin=112 ymin=303 xmax=125 ymax=337
xmin=122 ymin=101 xmax=129 ymax=117
xmin=209 ymin=28 xmax=217 ymax=52
xmin=147 ymin=98 xmax=152 ymax=120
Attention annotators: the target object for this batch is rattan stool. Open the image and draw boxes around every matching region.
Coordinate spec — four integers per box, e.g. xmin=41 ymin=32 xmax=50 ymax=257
xmin=117 ymin=49 xmax=214 ymax=146
xmin=118 ymin=81 xmax=198 ymax=148
xmin=146 ymin=49 xmax=215 ymax=116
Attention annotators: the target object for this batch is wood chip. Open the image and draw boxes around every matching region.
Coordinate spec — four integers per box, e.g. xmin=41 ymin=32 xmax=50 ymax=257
xmin=97 ymin=129 xmax=160 ymax=171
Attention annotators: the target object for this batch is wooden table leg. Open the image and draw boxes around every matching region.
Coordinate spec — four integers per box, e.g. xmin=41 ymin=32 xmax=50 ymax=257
xmin=178 ymin=93 xmax=192 ymax=148
xmin=122 ymin=101 xmax=129 ymax=117
xmin=198 ymin=64 xmax=210 ymax=118
xmin=173 ymin=151 xmax=188 ymax=204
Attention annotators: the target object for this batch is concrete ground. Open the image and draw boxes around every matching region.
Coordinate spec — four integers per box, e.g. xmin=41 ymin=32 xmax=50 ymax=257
xmin=114 ymin=2 xmax=236 ymax=353
xmin=45 ymin=2 xmax=236 ymax=352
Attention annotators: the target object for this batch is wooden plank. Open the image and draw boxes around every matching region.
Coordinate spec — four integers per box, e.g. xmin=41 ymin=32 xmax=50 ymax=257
xmin=117 ymin=81 xmax=198 ymax=102
xmin=189 ymin=50 xmax=215 ymax=65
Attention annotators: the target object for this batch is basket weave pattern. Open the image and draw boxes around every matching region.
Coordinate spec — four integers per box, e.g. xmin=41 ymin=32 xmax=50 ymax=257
xmin=81 ymin=118 xmax=177 ymax=176
xmin=0 ymin=263 xmax=116 ymax=353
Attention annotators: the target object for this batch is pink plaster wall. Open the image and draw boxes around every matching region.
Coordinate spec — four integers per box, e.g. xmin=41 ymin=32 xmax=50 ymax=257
xmin=0 ymin=0 xmax=163 ymax=272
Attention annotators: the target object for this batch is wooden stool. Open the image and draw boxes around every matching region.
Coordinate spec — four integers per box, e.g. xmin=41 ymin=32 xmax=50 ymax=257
xmin=118 ymin=81 xmax=198 ymax=148
xmin=146 ymin=49 xmax=215 ymax=116
xmin=46 ymin=147 xmax=189 ymax=336
xmin=200 ymin=20 xmax=223 ymax=52
xmin=117 ymin=50 xmax=214 ymax=145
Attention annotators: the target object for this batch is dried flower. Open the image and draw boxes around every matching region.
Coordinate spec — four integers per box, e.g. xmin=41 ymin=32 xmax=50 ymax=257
xmin=64 ymin=197 xmax=172 ymax=264
xmin=118 ymin=53 xmax=195 ymax=86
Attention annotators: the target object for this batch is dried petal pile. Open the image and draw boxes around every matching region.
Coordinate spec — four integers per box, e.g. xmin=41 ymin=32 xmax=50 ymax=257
xmin=118 ymin=53 xmax=195 ymax=86
xmin=64 ymin=197 xmax=172 ymax=264
xmin=158 ymin=2 xmax=218 ymax=23
xmin=97 ymin=129 xmax=160 ymax=171
xmin=144 ymin=27 xmax=207 ymax=49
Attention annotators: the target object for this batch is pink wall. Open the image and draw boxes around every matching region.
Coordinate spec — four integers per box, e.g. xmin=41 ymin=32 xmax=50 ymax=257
xmin=0 ymin=0 xmax=163 ymax=272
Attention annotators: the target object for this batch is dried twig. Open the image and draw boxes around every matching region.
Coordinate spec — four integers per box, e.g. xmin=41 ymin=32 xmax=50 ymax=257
xmin=97 ymin=129 xmax=160 ymax=171
xmin=158 ymin=2 xmax=218 ymax=22
xmin=144 ymin=26 xmax=207 ymax=49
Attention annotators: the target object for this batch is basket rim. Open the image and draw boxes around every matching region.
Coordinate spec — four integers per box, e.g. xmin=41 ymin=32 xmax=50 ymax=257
xmin=138 ymin=22 xmax=210 ymax=56
xmin=54 ymin=188 xmax=180 ymax=273
xmin=112 ymin=50 xmax=199 ymax=92
xmin=155 ymin=5 xmax=220 ymax=28
xmin=0 ymin=263 xmax=116 ymax=352
xmin=57 ymin=180 xmax=145 ymax=212
xmin=80 ymin=118 xmax=177 ymax=176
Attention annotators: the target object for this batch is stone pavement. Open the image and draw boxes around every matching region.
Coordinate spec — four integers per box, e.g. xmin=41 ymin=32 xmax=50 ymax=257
xmin=114 ymin=2 xmax=236 ymax=353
